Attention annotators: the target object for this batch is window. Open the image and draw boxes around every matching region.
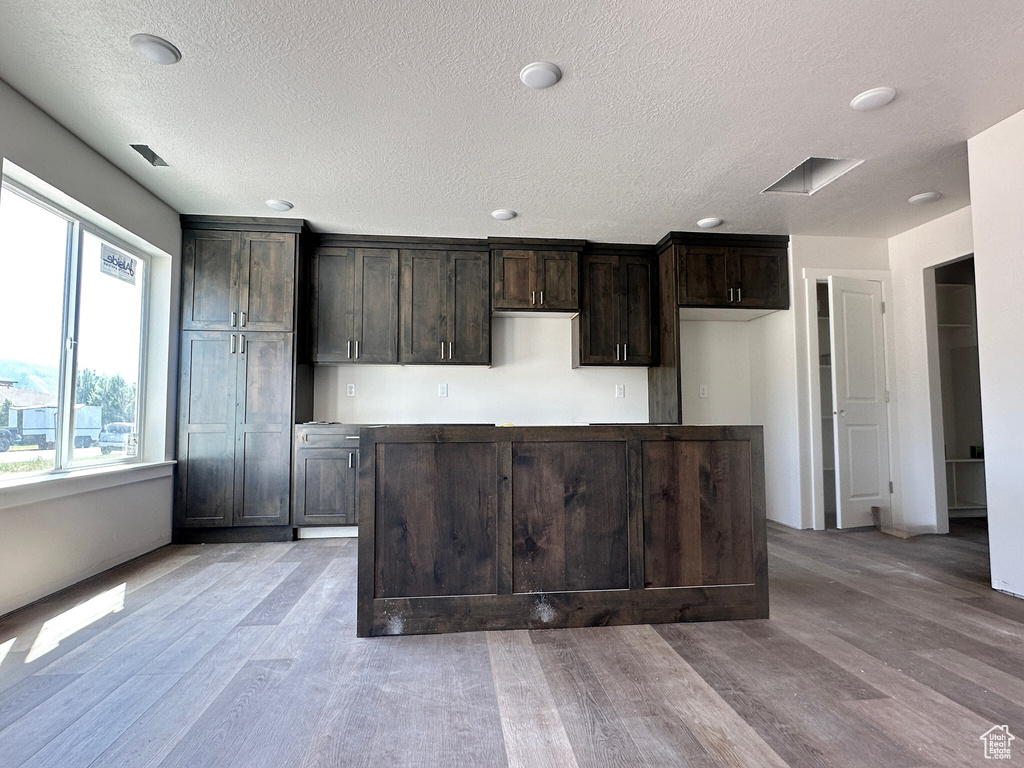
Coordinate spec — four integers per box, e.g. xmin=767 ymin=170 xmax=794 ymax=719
xmin=0 ymin=180 xmax=148 ymax=477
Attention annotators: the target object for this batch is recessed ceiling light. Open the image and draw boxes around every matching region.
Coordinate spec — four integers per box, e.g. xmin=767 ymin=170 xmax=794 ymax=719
xmin=129 ymin=34 xmax=182 ymax=65
xmin=519 ymin=62 xmax=561 ymax=89
xmin=697 ymin=217 xmax=723 ymax=229
xmin=266 ymin=199 xmax=294 ymax=212
xmin=492 ymin=209 xmax=517 ymax=221
xmin=908 ymin=192 xmax=942 ymax=205
xmin=850 ymin=87 xmax=897 ymax=111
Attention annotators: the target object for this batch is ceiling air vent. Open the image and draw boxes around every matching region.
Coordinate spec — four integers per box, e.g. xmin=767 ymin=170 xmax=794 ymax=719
xmin=762 ymin=157 xmax=862 ymax=196
xmin=130 ymin=144 xmax=169 ymax=167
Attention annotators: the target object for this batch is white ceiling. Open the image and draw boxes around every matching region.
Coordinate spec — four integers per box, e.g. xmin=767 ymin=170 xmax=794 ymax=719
xmin=2 ymin=0 xmax=1024 ymax=243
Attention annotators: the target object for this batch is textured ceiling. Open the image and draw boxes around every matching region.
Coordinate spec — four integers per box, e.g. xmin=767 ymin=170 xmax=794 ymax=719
xmin=2 ymin=0 xmax=1024 ymax=242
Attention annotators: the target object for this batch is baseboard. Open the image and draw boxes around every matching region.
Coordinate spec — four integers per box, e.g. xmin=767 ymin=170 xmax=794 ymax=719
xmin=172 ymin=526 xmax=294 ymax=544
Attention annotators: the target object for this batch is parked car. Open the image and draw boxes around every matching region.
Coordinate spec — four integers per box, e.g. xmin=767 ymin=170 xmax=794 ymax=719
xmin=99 ymin=422 xmax=135 ymax=455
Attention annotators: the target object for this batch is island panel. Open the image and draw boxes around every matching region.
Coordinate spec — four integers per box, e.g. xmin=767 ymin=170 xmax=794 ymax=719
xmin=512 ymin=441 xmax=629 ymax=593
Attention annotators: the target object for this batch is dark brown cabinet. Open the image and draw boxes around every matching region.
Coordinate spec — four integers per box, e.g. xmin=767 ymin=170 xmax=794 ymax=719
xmin=357 ymin=424 xmax=767 ymax=636
xmin=176 ymin=217 xmax=312 ymax=536
xmin=176 ymin=331 xmax=294 ymax=527
xmin=181 ymin=229 xmax=297 ymax=332
xmin=399 ymin=248 xmax=490 ymax=364
xmin=293 ymin=424 xmax=359 ymax=526
xmin=491 ymin=242 xmax=581 ymax=311
xmin=576 ymin=248 xmax=658 ymax=366
xmin=312 ymin=246 xmax=398 ymax=363
xmin=676 ymin=244 xmax=788 ymax=309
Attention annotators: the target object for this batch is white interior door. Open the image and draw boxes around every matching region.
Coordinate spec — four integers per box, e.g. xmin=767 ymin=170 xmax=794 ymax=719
xmin=829 ymin=276 xmax=891 ymax=528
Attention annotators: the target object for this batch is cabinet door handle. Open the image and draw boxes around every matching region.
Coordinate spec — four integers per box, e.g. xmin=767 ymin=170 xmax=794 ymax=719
xmin=355 ymin=340 xmax=360 ymax=359
xmin=240 ymin=311 xmax=246 ymax=327
xmin=737 ymin=288 xmax=742 ymax=302
xmin=728 ymin=288 xmax=734 ymax=302
xmin=623 ymin=343 xmax=628 ymax=361
xmin=239 ymin=334 xmax=246 ymax=354
xmin=532 ymin=291 xmax=536 ymax=305
xmin=540 ymin=291 xmax=544 ymax=305
xmin=231 ymin=311 xmax=237 ymax=327
xmin=230 ymin=334 xmax=236 ymax=354
xmin=615 ymin=344 xmax=620 ymax=361
xmin=348 ymin=452 xmax=354 ymax=468
xmin=347 ymin=340 xmax=352 ymax=360
xmin=448 ymin=342 xmax=453 ymax=360
xmin=440 ymin=341 xmax=445 ymax=360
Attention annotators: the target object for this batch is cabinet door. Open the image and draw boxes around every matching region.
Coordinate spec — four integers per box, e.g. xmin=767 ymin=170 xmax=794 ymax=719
xmin=447 ymin=251 xmax=490 ymax=364
xmin=176 ymin=332 xmax=238 ymax=526
xmin=399 ymin=250 xmax=446 ymax=363
xmin=234 ymin=332 xmax=293 ymax=525
xmin=621 ymin=256 xmax=656 ymax=365
xmin=677 ymin=245 xmax=730 ymax=306
xmin=313 ymin=248 xmax=356 ymax=362
xmin=492 ymin=250 xmax=534 ymax=310
xmin=579 ymin=254 xmax=621 ymax=364
xmin=354 ymin=248 xmax=399 ymax=363
xmin=535 ymin=250 xmax=579 ymax=310
xmin=731 ymin=247 xmax=789 ymax=309
xmin=294 ymin=447 xmax=357 ymax=525
xmin=181 ymin=230 xmax=239 ymax=330
xmin=238 ymin=232 xmax=296 ymax=331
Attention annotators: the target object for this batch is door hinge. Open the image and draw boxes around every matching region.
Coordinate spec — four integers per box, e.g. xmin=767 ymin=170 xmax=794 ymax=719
xmin=889 ymin=481 xmax=894 ymax=494
xmin=884 ymin=390 xmax=890 ymax=403
xmin=881 ymin=301 xmax=886 ymax=314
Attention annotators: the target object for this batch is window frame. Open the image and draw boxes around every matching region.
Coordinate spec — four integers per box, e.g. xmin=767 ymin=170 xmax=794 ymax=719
xmin=0 ymin=178 xmax=151 ymax=475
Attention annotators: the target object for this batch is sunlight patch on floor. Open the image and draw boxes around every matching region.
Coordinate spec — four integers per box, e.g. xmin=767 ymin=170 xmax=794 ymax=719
xmin=25 ymin=582 xmax=126 ymax=663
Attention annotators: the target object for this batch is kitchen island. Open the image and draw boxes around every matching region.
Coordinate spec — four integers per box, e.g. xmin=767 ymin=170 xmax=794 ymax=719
xmin=357 ymin=424 xmax=767 ymax=636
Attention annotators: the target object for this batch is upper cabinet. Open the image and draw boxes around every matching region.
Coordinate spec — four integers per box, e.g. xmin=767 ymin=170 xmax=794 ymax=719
xmin=675 ymin=238 xmax=789 ymax=310
xmin=576 ymin=246 xmax=658 ymax=366
xmin=181 ymin=225 xmax=298 ymax=332
xmin=312 ymin=244 xmax=399 ymax=363
xmin=400 ymin=246 xmax=490 ymax=364
xmin=491 ymin=239 xmax=583 ymax=311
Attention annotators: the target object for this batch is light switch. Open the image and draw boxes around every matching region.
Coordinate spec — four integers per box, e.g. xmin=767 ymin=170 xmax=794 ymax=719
xmin=699 ymin=384 xmax=708 ymax=399
xmin=615 ymin=384 xmax=625 ymax=398
xmin=438 ymin=383 xmax=448 ymax=397
xmin=346 ymin=383 xmax=356 ymax=397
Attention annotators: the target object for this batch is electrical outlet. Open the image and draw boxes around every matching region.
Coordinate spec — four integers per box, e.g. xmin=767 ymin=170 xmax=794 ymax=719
xmin=346 ymin=383 xmax=356 ymax=397
xmin=438 ymin=383 xmax=448 ymax=398
xmin=699 ymin=384 xmax=708 ymax=399
xmin=615 ymin=384 xmax=625 ymax=398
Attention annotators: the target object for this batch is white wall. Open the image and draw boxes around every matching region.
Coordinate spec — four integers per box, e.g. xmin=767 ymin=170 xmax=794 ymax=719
xmin=315 ymin=316 xmax=649 ymax=425
xmin=968 ymin=108 xmax=1024 ymax=598
xmin=679 ymin=320 xmax=752 ymax=425
xmin=750 ymin=306 xmax=803 ymax=528
xmin=0 ymin=78 xmax=180 ymax=617
xmin=887 ymin=207 xmax=974 ymax=534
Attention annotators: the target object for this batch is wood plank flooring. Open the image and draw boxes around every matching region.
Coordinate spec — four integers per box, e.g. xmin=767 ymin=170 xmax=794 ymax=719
xmin=1 ymin=520 xmax=1021 ymax=767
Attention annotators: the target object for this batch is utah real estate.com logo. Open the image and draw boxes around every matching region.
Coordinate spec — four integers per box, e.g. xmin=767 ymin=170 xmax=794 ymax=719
xmin=980 ymin=725 xmax=1015 ymax=760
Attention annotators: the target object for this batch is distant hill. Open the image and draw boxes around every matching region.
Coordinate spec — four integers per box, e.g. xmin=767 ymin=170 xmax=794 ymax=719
xmin=0 ymin=359 xmax=58 ymax=398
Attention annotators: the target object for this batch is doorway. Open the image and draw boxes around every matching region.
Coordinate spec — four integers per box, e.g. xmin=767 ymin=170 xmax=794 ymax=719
xmin=932 ymin=256 xmax=987 ymax=531
xmin=815 ymin=276 xmax=892 ymax=530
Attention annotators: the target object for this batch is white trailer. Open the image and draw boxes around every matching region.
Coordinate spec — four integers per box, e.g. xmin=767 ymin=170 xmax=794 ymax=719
xmin=9 ymin=404 xmax=103 ymax=449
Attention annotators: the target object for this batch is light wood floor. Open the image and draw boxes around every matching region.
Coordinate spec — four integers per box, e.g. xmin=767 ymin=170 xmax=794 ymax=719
xmin=1 ymin=520 xmax=1021 ymax=767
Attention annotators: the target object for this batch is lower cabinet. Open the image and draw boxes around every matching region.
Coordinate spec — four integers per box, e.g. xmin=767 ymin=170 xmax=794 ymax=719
xmin=176 ymin=331 xmax=295 ymax=527
xmin=293 ymin=424 xmax=360 ymax=526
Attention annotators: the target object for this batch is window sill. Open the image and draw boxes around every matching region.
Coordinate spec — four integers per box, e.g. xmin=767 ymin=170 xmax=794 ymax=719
xmin=0 ymin=460 xmax=176 ymax=512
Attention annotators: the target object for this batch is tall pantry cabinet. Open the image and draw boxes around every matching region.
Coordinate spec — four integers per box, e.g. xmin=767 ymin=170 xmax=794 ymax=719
xmin=175 ymin=217 xmax=313 ymax=537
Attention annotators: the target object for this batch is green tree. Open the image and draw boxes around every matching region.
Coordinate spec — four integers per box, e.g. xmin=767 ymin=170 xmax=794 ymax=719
xmin=74 ymin=369 xmax=136 ymax=425
xmin=76 ymin=368 xmax=101 ymax=407
xmin=0 ymin=397 xmax=10 ymax=427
